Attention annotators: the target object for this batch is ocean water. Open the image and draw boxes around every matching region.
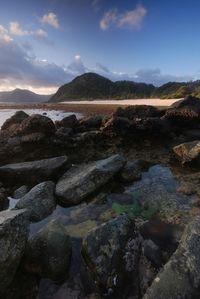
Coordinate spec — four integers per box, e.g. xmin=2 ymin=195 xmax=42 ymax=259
xmin=0 ymin=109 xmax=82 ymax=128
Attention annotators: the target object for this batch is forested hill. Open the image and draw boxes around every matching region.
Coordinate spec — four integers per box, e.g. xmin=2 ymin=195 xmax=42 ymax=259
xmin=50 ymin=72 xmax=200 ymax=102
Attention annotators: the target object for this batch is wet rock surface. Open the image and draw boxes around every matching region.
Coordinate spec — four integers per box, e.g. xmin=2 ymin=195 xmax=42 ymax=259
xmin=0 ymin=209 xmax=29 ymax=296
xmin=1 ymin=98 xmax=200 ymax=298
xmin=16 ymin=181 xmax=56 ymax=222
xmin=56 ymin=154 xmax=126 ymax=206
xmin=25 ymin=220 xmax=72 ymax=281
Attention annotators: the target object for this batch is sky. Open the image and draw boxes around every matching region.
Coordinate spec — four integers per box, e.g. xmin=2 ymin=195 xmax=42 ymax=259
xmin=0 ymin=0 xmax=200 ymax=94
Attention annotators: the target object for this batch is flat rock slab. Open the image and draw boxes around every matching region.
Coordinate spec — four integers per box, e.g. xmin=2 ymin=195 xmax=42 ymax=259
xmin=55 ymin=154 xmax=126 ymax=206
xmin=0 ymin=155 xmax=70 ymax=186
xmin=0 ymin=209 xmax=29 ymax=295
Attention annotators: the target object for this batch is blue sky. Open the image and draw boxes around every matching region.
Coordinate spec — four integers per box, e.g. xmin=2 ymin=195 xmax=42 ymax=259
xmin=0 ymin=0 xmax=200 ymax=93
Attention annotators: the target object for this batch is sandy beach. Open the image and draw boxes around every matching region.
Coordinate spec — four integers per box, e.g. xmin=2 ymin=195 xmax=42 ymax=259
xmin=0 ymin=98 xmax=181 ymax=119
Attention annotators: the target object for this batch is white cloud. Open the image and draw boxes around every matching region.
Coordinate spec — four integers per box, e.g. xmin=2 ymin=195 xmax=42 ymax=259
xmin=8 ymin=22 xmax=48 ymax=42
xmin=40 ymin=12 xmax=59 ymax=29
xmin=10 ymin=22 xmax=29 ymax=36
xmin=0 ymin=25 xmax=13 ymax=42
xmin=100 ymin=4 xmax=147 ymax=31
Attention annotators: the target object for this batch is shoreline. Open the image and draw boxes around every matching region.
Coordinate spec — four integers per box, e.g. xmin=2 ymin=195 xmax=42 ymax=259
xmin=0 ymin=98 xmax=181 ymax=117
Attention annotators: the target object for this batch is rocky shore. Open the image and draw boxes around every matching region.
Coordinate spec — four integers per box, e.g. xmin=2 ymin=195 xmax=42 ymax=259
xmin=1 ymin=95 xmax=200 ymax=299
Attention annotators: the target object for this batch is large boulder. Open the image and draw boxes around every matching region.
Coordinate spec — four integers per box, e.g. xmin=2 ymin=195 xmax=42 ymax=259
xmin=25 ymin=220 xmax=71 ymax=281
xmin=56 ymin=154 xmax=126 ymax=206
xmin=55 ymin=114 xmax=79 ymax=129
xmin=173 ymin=140 xmax=200 ymax=164
xmin=102 ymin=116 xmax=132 ymax=136
xmin=1 ymin=111 xmax=29 ymax=131
xmin=80 ymin=115 xmax=103 ymax=129
xmin=82 ymin=215 xmax=140 ymax=296
xmin=16 ymin=181 xmax=56 ymax=222
xmin=0 ymin=155 xmax=70 ymax=186
xmin=120 ymin=160 xmax=149 ymax=183
xmin=171 ymin=95 xmax=200 ymax=110
xmin=0 ymin=209 xmax=29 ymax=295
xmin=20 ymin=114 xmax=56 ymax=136
xmin=144 ymin=216 xmax=200 ymax=299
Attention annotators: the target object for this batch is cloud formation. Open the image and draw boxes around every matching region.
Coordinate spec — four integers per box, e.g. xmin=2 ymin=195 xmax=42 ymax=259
xmin=40 ymin=12 xmax=60 ymax=29
xmin=100 ymin=4 xmax=147 ymax=31
xmin=0 ymin=25 xmax=13 ymax=42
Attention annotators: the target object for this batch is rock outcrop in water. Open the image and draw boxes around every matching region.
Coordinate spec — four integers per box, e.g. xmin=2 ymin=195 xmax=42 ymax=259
xmin=1 ymin=96 xmax=200 ymax=298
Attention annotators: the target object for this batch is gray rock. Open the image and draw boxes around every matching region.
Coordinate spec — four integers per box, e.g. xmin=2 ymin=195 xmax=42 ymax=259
xmin=16 ymin=181 xmax=56 ymax=222
xmin=0 ymin=209 xmax=29 ymax=295
xmin=56 ymin=114 xmax=79 ymax=129
xmin=120 ymin=160 xmax=149 ymax=183
xmin=0 ymin=155 xmax=70 ymax=186
xmin=82 ymin=215 xmax=139 ymax=295
xmin=144 ymin=216 xmax=200 ymax=299
xmin=80 ymin=115 xmax=102 ymax=129
xmin=1 ymin=111 xmax=29 ymax=131
xmin=20 ymin=114 xmax=55 ymax=136
xmin=56 ymin=154 xmax=126 ymax=206
xmin=13 ymin=185 xmax=29 ymax=199
xmin=173 ymin=140 xmax=200 ymax=164
xmin=25 ymin=220 xmax=71 ymax=281
xmin=143 ymin=239 xmax=162 ymax=267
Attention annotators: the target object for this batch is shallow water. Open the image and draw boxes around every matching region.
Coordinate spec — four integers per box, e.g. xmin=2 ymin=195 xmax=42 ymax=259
xmin=0 ymin=109 xmax=82 ymax=128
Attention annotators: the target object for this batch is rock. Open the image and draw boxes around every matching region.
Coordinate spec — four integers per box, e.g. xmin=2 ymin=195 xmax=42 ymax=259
xmin=13 ymin=185 xmax=29 ymax=199
xmin=0 ymin=186 xmax=9 ymax=211
xmin=1 ymin=111 xmax=29 ymax=130
xmin=134 ymin=117 xmax=171 ymax=136
xmin=114 ymin=105 xmax=160 ymax=120
xmin=25 ymin=220 xmax=71 ymax=281
xmin=143 ymin=239 xmax=162 ymax=267
xmin=120 ymin=160 xmax=149 ymax=183
xmin=82 ymin=215 xmax=140 ymax=296
xmin=55 ymin=114 xmax=79 ymax=129
xmin=102 ymin=116 xmax=132 ymax=135
xmin=56 ymin=154 xmax=126 ymax=206
xmin=143 ymin=216 xmax=200 ymax=299
xmin=15 ymin=181 xmax=56 ymax=222
xmin=173 ymin=140 xmax=200 ymax=164
xmin=20 ymin=114 xmax=56 ymax=136
xmin=0 ymin=209 xmax=29 ymax=295
xmin=0 ymin=156 xmax=70 ymax=186
xmin=163 ymin=108 xmax=199 ymax=128
xmin=80 ymin=116 xmax=102 ymax=129
xmin=171 ymin=95 xmax=200 ymax=111
xmin=85 ymin=294 xmax=102 ymax=299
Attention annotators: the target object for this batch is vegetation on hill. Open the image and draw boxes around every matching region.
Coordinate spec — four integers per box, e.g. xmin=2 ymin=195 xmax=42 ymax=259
xmin=50 ymin=72 xmax=200 ymax=102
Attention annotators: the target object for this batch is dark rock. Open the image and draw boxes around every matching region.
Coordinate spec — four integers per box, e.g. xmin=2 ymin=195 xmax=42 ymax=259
xmin=144 ymin=216 xmax=200 ymax=299
xmin=1 ymin=111 xmax=29 ymax=130
xmin=173 ymin=140 xmax=200 ymax=164
xmin=0 ymin=209 xmax=29 ymax=296
xmin=82 ymin=215 xmax=140 ymax=295
xmin=55 ymin=114 xmax=79 ymax=129
xmin=114 ymin=105 xmax=160 ymax=120
xmin=171 ymin=95 xmax=200 ymax=110
xmin=102 ymin=116 xmax=132 ymax=135
xmin=143 ymin=239 xmax=162 ymax=267
xmin=0 ymin=155 xmax=70 ymax=186
xmin=80 ymin=116 xmax=103 ymax=129
xmin=163 ymin=108 xmax=199 ymax=128
xmin=25 ymin=220 xmax=71 ymax=281
xmin=56 ymin=154 xmax=126 ymax=206
xmin=15 ymin=181 xmax=56 ymax=222
xmin=20 ymin=114 xmax=56 ymax=136
xmin=120 ymin=160 xmax=149 ymax=183
xmin=13 ymin=185 xmax=29 ymax=199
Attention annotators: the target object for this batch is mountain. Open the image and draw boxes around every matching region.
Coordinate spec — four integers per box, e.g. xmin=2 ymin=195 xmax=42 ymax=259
xmin=0 ymin=89 xmax=51 ymax=103
xmin=50 ymin=73 xmax=155 ymax=102
xmin=50 ymin=73 xmax=200 ymax=102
